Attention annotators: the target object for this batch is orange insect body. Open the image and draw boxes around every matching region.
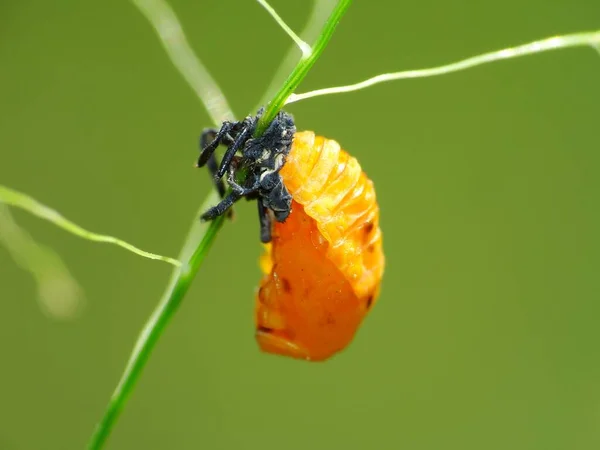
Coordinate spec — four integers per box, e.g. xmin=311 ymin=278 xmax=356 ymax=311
xmin=255 ymin=131 xmax=385 ymax=361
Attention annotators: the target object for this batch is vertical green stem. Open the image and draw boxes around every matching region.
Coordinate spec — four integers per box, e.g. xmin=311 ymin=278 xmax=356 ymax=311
xmin=87 ymin=209 xmax=226 ymax=450
xmin=87 ymin=1 xmax=353 ymax=448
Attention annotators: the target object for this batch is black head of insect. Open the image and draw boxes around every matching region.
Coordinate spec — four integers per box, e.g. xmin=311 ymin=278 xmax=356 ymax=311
xmin=196 ymin=108 xmax=296 ymax=243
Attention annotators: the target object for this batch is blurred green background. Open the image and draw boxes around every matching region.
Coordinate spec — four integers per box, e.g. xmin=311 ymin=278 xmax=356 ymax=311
xmin=1 ymin=0 xmax=600 ymax=449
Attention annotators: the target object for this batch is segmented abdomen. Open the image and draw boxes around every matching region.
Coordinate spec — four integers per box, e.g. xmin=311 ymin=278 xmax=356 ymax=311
xmin=280 ymin=131 xmax=385 ymax=304
xmin=255 ymin=131 xmax=384 ymax=361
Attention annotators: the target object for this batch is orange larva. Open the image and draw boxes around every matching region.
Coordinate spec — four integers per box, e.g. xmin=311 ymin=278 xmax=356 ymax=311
xmin=198 ymin=110 xmax=384 ymax=361
xmin=255 ymin=131 xmax=384 ymax=361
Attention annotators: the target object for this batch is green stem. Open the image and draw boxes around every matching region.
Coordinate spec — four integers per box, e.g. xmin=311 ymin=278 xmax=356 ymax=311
xmin=87 ymin=207 xmax=225 ymax=450
xmin=255 ymin=0 xmax=352 ymax=136
xmin=87 ymin=1 xmax=352 ymax=449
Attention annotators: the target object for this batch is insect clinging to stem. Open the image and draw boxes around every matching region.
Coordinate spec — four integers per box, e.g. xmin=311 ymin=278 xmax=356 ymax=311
xmin=197 ymin=107 xmax=385 ymax=361
xmin=197 ymin=108 xmax=295 ymax=242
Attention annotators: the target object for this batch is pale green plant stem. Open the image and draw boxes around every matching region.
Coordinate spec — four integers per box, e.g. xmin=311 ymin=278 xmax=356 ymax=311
xmin=0 ymin=184 xmax=180 ymax=267
xmin=286 ymin=29 xmax=600 ymax=104
xmin=131 ymin=0 xmax=235 ymax=123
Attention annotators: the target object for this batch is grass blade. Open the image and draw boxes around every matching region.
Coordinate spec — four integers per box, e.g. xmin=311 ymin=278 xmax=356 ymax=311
xmin=131 ymin=0 xmax=235 ymax=124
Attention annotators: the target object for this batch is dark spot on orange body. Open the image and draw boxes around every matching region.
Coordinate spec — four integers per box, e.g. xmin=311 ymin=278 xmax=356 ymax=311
xmin=281 ymin=277 xmax=292 ymax=293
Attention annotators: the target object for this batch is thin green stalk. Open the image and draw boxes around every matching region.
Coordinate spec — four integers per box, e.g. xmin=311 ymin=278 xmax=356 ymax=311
xmin=88 ymin=192 xmax=225 ymax=450
xmin=87 ymin=1 xmax=352 ymax=448
xmin=286 ymin=29 xmax=600 ymax=104
xmin=255 ymin=0 xmax=352 ymax=136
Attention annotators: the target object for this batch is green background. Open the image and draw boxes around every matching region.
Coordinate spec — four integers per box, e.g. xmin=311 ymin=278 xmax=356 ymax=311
xmin=1 ymin=1 xmax=600 ymax=449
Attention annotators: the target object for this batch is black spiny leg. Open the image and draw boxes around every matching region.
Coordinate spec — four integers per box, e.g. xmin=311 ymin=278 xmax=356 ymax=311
xmin=205 ymin=152 xmax=226 ymax=198
xmin=199 ymin=129 xmax=233 ymax=217
xmin=216 ymin=124 xmax=254 ymax=180
xmin=226 ymin=161 xmax=260 ymax=197
xmin=257 ymin=200 xmax=272 ymax=243
xmin=200 ymin=190 xmax=243 ymax=221
xmin=201 ymin=161 xmax=263 ymax=222
xmin=197 ymin=122 xmax=234 ymax=168
xmin=199 ymin=128 xmax=226 ymax=198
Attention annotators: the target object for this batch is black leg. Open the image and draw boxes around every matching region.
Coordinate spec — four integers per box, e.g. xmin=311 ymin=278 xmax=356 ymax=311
xmin=200 ymin=190 xmax=243 ymax=221
xmin=199 ymin=128 xmax=217 ymax=150
xmin=199 ymin=128 xmax=236 ymax=151
xmin=197 ymin=114 xmax=260 ymax=223
xmin=197 ymin=122 xmax=234 ymax=168
xmin=257 ymin=200 xmax=272 ymax=243
xmin=206 ymin=153 xmax=226 ymax=198
xmin=198 ymin=129 xmax=227 ymax=198
xmin=226 ymin=164 xmax=260 ymax=197
xmin=216 ymin=121 xmax=254 ymax=179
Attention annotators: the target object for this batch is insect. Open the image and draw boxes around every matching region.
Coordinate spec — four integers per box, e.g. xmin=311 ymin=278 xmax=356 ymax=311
xmin=197 ymin=108 xmax=384 ymax=361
